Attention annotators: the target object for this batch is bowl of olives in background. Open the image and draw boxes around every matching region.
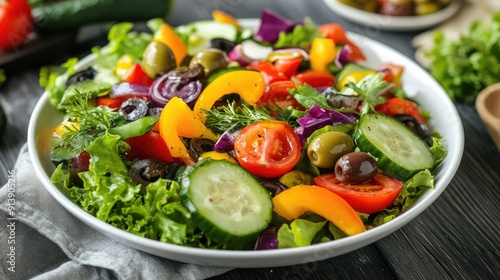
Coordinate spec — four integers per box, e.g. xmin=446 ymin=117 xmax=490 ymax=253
xmin=322 ymin=0 xmax=461 ymax=31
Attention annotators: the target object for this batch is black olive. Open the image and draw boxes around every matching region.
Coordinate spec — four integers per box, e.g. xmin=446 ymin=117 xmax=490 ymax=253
xmin=393 ymin=114 xmax=432 ymax=146
xmin=69 ymin=151 xmax=91 ymax=186
xmin=323 ymin=88 xmax=361 ymax=110
xmin=167 ymin=65 xmax=205 ymax=82
xmin=129 ymin=159 xmax=169 ymax=186
xmin=189 ymin=138 xmax=216 ymax=160
xmin=66 ymin=67 xmax=96 ymax=87
xmin=210 ymin=38 xmax=237 ymax=53
xmin=164 ymin=162 xmax=181 ymax=180
xmin=335 ymin=152 xmax=378 ymax=184
xmin=119 ymin=98 xmax=148 ymax=121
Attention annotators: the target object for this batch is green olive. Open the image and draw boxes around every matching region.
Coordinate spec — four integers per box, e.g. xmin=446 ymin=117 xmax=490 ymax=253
xmin=279 ymin=170 xmax=314 ymax=188
xmin=307 ymin=131 xmax=354 ymax=169
xmin=415 ymin=3 xmax=440 ymax=15
xmin=142 ymin=41 xmax=176 ymax=79
xmin=189 ymin=48 xmax=229 ymax=76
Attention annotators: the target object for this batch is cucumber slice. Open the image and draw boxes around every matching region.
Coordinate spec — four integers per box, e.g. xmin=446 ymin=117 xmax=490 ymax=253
xmin=353 ymin=113 xmax=435 ymax=181
xmin=180 ymin=159 xmax=273 ymax=248
xmin=176 ymin=21 xmax=238 ymax=55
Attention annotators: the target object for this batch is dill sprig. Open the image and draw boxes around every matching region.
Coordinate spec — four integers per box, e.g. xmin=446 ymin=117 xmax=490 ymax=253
xmin=203 ymin=101 xmax=300 ymax=134
xmin=60 ymin=90 xmax=126 ymax=152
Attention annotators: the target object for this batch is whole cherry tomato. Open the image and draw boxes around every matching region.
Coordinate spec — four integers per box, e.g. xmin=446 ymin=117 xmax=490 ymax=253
xmin=0 ymin=0 xmax=33 ymax=51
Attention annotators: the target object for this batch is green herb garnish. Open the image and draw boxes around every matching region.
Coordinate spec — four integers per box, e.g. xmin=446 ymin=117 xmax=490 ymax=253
xmin=426 ymin=12 xmax=500 ymax=103
xmin=60 ymin=90 xmax=125 ymax=152
xmin=203 ymin=101 xmax=299 ymax=134
xmin=344 ymin=73 xmax=390 ymax=115
xmin=288 ymin=83 xmax=333 ymax=109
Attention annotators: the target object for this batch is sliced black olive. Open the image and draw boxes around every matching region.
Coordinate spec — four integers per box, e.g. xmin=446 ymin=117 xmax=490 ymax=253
xmin=66 ymin=67 xmax=96 ymax=87
xmin=335 ymin=152 xmax=378 ymax=184
xmin=189 ymin=138 xmax=216 ymax=160
xmin=69 ymin=151 xmax=91 ymax=187
xmin=119 ymin=98 xmax=148 ymax=121
xmin=210 ymin=38 xmax=237 ymax=53
xmin=323 ymin=88 xmax=361 ymax=110
xmin=129 ymin=159 xmax=168 ymax=186
xmin=393 ymin=114 xmax=432 ymax=146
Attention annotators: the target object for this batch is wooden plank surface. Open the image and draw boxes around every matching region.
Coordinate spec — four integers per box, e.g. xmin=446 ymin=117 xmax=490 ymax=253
xmin=0 ymin=0 xmax=499 ymax=279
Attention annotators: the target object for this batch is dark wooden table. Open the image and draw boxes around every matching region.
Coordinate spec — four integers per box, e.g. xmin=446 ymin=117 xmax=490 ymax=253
xmin=1 ymin=1 xmax=499 ymax=279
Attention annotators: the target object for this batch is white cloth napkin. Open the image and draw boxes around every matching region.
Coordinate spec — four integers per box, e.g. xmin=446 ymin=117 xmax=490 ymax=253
xmin=412 ymin=0 xmax=500 ymax=68
xmin=0 ymin=144 xmax=232 ymax=280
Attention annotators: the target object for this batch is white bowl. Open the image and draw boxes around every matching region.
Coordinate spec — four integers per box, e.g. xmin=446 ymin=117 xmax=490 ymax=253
xmin=27 ymin=21 xmax=464 ymax=267
xmin=322 ymin=0 xmax=462 ymax=31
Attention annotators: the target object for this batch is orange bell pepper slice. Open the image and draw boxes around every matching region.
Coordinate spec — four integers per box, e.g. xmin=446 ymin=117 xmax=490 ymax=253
xmin=153 ymin=23 xmax=187 ymax=66
xmin=309 ymin=37 xmax=337 ymax=74
xmin=193 ymin=70 xmax=266 ymax=121
xmin=272 ymin=185 xmax=366 ymax=236
xmin=159 ymin=97 xmax=217 ymax=163
xmin=212 ymin=10 xmax=240 ymax=29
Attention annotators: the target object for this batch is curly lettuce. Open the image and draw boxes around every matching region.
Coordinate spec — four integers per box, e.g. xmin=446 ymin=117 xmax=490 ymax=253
xmin=51 ymin=133 xmax=203 ymax=246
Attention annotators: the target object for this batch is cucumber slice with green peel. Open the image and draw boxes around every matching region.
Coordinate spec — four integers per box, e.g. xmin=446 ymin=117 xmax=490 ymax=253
xmin=180 ymin=159 xmax=273 ymax=248
xmin=353 ymin=113 xmax=435 ymax=181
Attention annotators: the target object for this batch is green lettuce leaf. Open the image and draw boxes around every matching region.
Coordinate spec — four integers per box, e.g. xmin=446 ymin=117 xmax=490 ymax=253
xmin=430 ymin=136 xmax=447 ymax=166
xmin=371 ymin=169 xmax=435 ymax=226
xmin=39 ymin=58 xmax=79 ymax=107
xmin=274 ymin=17 xmax=319 ymax=48
xmin=92 ymin=22 xmax=153 ymax=69
xmin=277 ymin=219 xmax=327 ymax=248
xmin=51 ymin=133 xmax=204 ymax=246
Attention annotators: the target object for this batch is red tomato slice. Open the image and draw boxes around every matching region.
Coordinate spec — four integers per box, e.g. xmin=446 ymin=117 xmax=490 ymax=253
xmin=0 ymin=0 xmax=33 ymax=51
xmin=293 ymin=70 xmax=335 ymax=88
xmin=257 ymin=80 xmax=305 ymax=110
xmin=274 ymin=56 xmax=302 ymax=78
xmin=375 ymin=97 xmax=426 ymax=123
xmin=123 ymin=63 xmax=154 ymax=87
xmin=124 ymin=131 xmax=174 ymax=163
xmin=234 ymin=121 xmax=301 ymax=178
xmin=97 ymin=96 xmax=148 ymax=109
xmin=247 ymin=61 xmax=288 ymax=84
xmin=314 ymin=173 xmax=403 ymax=214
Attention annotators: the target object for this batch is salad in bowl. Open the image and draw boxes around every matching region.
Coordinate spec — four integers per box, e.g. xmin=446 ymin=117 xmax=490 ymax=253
xmin=37 ymin=9 xmax=449 ymax=253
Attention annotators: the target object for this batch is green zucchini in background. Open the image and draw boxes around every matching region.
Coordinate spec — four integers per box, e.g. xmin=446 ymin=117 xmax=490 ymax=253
xmin=31 ymin=0 xmax=175 ymax=31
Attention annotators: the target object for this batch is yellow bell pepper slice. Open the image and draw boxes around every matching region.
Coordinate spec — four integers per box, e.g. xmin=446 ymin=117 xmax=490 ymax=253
xmin=193 ymin=70 xmax=266 ymax=121
xmin=153 ymin=23 xmax=187 ymax=66
xmin=212 ymin=10 xmax=240 ymax=29
xmin=115 ymin=54 xmax=134 ymax=80
xmin=159 ymin=97 xmax=217 ymax=163
xmin=199 ymin=151 xmax=237 ymax=164
xmin=53 ymin=118 xmax=80 ymax=137
xmin=310 ymin=37 xmax=337 ymax=74
xmin=272 ymin=185 xmax=366 ymax=236
xmin=337 ymin=70 xmax=377 ymax=90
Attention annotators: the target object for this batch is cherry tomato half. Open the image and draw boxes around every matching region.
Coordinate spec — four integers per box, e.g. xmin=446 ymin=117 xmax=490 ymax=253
xmin=257 ymin=80 xmax=305 ymax=110
xmin=234 ymin=120 xmax=301 ymax=178
xmin=375 ymin=97 xmax=426 ymax=123
xmin=314 ymin=173 xmax=403 ymax=214
xmin=0 ymin=0 xmax=33 ymax=51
